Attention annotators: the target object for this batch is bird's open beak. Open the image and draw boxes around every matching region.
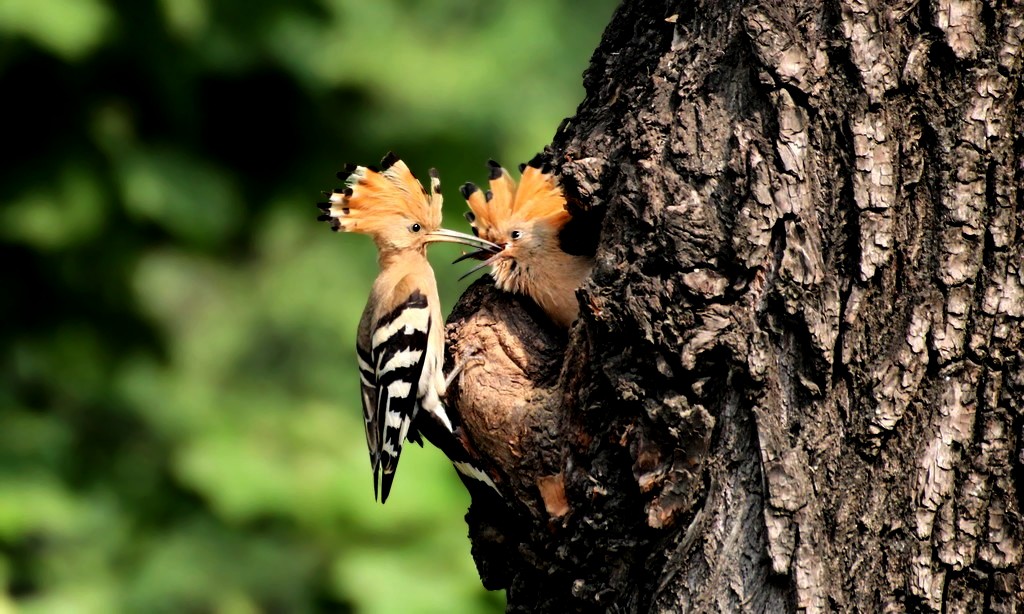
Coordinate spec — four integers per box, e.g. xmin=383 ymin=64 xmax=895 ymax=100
xmin=457 ymin=251 xmax=505 ymax=281
xmin=425 ymin=228 xmax=501 ymax=251
xmin=452 ymin=247 xmax=496 ymax=264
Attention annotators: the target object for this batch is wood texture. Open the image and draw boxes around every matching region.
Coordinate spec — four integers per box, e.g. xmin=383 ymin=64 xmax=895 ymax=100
xmin=447 ymin=0 xmax=1023 ymax=611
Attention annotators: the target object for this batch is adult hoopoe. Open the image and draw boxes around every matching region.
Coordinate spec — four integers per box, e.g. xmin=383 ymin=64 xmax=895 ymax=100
xmin=457 ymin=155 xmax=595 ymax=328
xmin=317 ymin=152 xmax=500 ymax=503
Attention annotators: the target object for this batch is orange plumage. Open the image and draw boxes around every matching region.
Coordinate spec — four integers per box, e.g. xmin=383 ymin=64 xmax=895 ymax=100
xmin=321 ymin=153 xmax=443 ymax=251
xmin=458 ymin=155 xmax=593 ymax=328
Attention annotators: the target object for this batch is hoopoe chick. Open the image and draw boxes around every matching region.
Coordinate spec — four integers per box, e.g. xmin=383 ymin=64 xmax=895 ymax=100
xmin=457 ymin=155 xmax=594 ymax=328
xmin=317 ymin=152 xmax=500 ymax=503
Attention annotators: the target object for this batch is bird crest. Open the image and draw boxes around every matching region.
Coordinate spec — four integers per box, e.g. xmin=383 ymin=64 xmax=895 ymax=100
xmin=318 ymin=151 xmax=443 ymax=238
xmin=459 ymin=154 xmax=569 ymax=243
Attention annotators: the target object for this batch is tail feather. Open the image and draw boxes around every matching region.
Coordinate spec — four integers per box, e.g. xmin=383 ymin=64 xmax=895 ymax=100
xmin=380 ymin=467 xmax=396 ymax=503
xmin=413 ymin=405 xmax=500 ymax=497
xmin=373 ymin=462 xmax=381 ymax=502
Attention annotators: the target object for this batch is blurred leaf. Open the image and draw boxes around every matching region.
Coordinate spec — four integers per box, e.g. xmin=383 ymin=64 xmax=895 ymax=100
xmin=117 ymin=148 xmax=242 ymax=246
xmin=0 ymin=0 xmax=618 ymax=610
xmin=0 ymin=476 xmax=79 ymax=539
xmin=123 ymin=521 xmax=317 ymax=613
xmin=0 ymin=409 xmax=72 ymax=468
xmin=158 ymin=0 xmax=209 ymax=40
xmin=0 ymin=0 xmax=112 ymax=60
xmin=0 ymin=167 xmax=106 ymax=250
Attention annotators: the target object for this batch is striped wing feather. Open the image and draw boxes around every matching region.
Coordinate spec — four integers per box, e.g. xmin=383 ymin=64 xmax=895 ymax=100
xmin=355 ymin=343 xmax=378 ymax=472
xmin=369 ymin=290 xmax=431 ymax=503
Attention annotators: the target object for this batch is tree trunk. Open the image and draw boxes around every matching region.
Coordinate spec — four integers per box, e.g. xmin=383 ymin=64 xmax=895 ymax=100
xmin=446 ymin=0 xmax=1024 ymax=611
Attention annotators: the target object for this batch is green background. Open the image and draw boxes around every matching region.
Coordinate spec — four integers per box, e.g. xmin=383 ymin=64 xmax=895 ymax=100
xmin=0 ymin=0 xmax=617 ymax=612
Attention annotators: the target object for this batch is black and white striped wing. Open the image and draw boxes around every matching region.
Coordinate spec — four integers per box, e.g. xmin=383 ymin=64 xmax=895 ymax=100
xmin=370 ymin=290 xmax=431 ymax=503
xmin=355 ymin=342 xmax=379 ymax=473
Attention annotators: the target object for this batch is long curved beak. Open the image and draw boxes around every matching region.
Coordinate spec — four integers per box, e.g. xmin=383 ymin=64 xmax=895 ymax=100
xmin=425 ymin=228 xmax=501 ymax=251
xmin=458 ymin=252 xmax=504 ymax=281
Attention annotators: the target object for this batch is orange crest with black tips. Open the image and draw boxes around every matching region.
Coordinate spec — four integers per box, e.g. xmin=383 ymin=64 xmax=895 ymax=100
xmin=318 ymin=152 xmax=443 ymax=243
xmin=458 ymin=154 xmax=569 ymax=244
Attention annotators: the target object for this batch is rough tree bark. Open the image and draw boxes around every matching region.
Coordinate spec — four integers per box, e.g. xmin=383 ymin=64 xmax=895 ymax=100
xmin=446 ymin=0 xmax=1024 ymax=611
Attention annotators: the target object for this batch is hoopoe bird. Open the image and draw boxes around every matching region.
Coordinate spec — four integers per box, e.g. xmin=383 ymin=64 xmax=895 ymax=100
xmin=317 ymin=152 xmax=500 ymax=503
xmin=457 ymin=155 xmax=595 ymax=328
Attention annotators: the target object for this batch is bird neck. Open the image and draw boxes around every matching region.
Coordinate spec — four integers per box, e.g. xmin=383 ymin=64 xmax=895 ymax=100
xmin=377 ymin=245 xmax=427 ymax=270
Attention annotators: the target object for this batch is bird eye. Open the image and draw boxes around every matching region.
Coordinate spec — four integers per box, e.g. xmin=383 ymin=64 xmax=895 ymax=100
xmin=409 ymin=223 xmax=422 ymax=233
xmin=510 ymin=230 xmax=522 ymax=241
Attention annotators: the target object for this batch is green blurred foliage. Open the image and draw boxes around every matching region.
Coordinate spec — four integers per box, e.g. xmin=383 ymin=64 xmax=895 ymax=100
xmin=0 ymin=0 xmax=618 ymax=612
